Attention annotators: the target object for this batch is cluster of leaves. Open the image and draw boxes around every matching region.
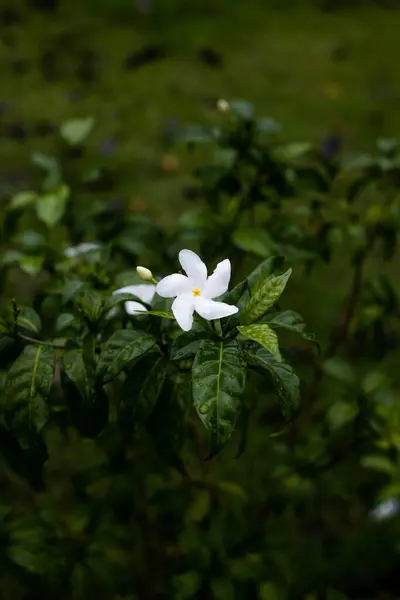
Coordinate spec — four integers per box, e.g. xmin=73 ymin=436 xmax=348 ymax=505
xmin=1 ymin=101 xmax=400 ymax=599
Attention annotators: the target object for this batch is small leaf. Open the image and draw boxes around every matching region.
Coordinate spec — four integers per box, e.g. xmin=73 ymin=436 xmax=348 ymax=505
xmin=96 ymin=329 xmax=157 ymax=383
xmin=4 ymin=346 xmax=55 ymax=444
xmin=229 ymin=99 xmax=254 ymax=120
xmin=9 ymin=191 xmax=38 ymax=210
xmin=192 ymin=340 xmax=247 ymax=456
xmin=36 ymin=184 xmax=70 ymax=228
xmin=60 ymin=117 xmax=95 ymax=145
xmin=240 ymin=269 xmax=292 ymax=325
xmin=19 ymin=256 xmax=44 ymax=277
xmin=62 ymin=349 xmax=91 ymax=402
xmin=361 ymin=455 xmax=394 ymax=474
xmin=75 ymin=290 xmax=105 ymax=325
xmin=32 ymin=152 xmax=62 ymax=189
xmin=136 ymin=310 xmax=174 ymax=319
xmin=17 ymin=307 xmax=42 ymax=335
xmin=327 ymin=401 xmax=358 ymax=430
xmin=0 ymin=250 xmax=24 ymax=268
xmin=55 ymin=313 xmax=80 ymax=333
xmin=238 ymin=324 xmax=281 ymax=361
xmin=244 ymin=348 xmax=300 ymax=420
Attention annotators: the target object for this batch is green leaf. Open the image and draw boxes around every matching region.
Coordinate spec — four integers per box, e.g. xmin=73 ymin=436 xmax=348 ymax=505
xmin=0 ymin=249 xmax=24 ymax=268
xmin=120 ymin=355 xmax=167 ymax=431
xmin=9 ymin=191 xmax=38 ymax=210
xmin=136 ymin=310 xmax=174 ymax=319
xmin=244 ymin=348 xmax=300 ymax=420
xmin=322 ymin=357 xmax=357 ymax=387
xmin=16 ymin=307 xmax=41 ymax=335
xmin=232 ymin=227 xmax=276 ymax=258
xmin=229 ymin=99 xmax=254 ymax=120
xmin=4 ymin=345 xmax=55 ymax=444
xmin=62 ymin=349 xmax=92 ymax=402
xmin=75 ymin=290 xmax=105 ymax=325
xmin=327 ymin=401 xmax=358 ymax=430
xmin=32 ymin=152 xmax=62 ymax=189
xmin=96 ymin=329 xmax=157 ymax=383
xmin=170 ymin=330 xmax=211 ymax=361
xmin=60 ymin=117 xmax=95 ymax=145
xmin=20 ymin=255 xmax=44 ymax=277
xmin=55 ymin=313 xmax=80 ymax=333
xmin=262 ymin=309 xmax=318 ymax=346
xmin=36 ymin=184 xmax=70 ymax=228
xmin=240 ymin=269 xmax=292 ymax=325
xmin=247 ymin=256 xmax=285 ymax=292
xmin=361 ymin=455 xmax=394 ymax=474
xmin=192 ymin=340 xmax=247 ymax=456
xmin=147 ymin=371 xmax=191 ymax=472
xmin=238 ymin=324 xmax=281 ymax=361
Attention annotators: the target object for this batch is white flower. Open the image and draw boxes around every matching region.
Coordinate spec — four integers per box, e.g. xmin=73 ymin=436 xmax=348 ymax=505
xmin=112 ymin=284 xmax=156 ymax=316
xmin=156 ymin=249 xmax=238 ymax=331
xmin=370 ymin=498 xmax=400 ymax=521
xmin=136 ymin=266 xmax=154 ymax=282
xmin=64 ymin=242 xmax=101 ymax=258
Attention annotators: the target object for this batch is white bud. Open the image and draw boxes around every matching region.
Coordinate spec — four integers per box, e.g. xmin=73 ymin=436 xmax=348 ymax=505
xmin=136 ymin=266 xmax=153 ymax=282
xmin=217 ymin=98 xmax=230 ymax=112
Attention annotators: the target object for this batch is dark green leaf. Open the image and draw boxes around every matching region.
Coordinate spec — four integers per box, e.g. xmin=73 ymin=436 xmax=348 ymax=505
xmin=322 ymin=357 xmax=357 ymax=387
xmin=240 ymin=269 xmax=292 ymax=325
xmin=170 ymin=330 xmax=211 ymax=361
xmin=137 ymin=310 xmax=174 ymax=319
xmin=192 ymin=340 xmax=247 ymax=456
xmin=247 ymin=256 xmax=285 ymax=292
xmin=120 ymin=355 xmax=167 ymax=431
xmin=96 ymin=329 xmax=157 ymax=383
xmin=62 ymin=349 xmax=92 ymax=402
xmin=262 ymin=309 xmax=318 ymax=347
xmin=244 ymin=348 xmax=300 ymax=420
xmin=238 ymin=324 xmax=281 ymax=361
xmin=75 ymin=290 xmax=105 ymax=325
xmin=16 ymin=307 xmax=41 ymax=335
xmin=55 ymin=313 xmax=81 ymax=333
xmin=232 ymin=227 xmax=276 ymax=258
xmin=4 ymin=345 xmax=56 ymax=444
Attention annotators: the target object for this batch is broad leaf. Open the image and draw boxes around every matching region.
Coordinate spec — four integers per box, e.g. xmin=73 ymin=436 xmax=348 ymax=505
xmin=244 ymin=348 xmax=300 ymax=420
xmin=170 ymin=330 xmax=211 ymax=361
xmin=192 ymin=340 xmax=247 ymax=456
xmin=120 ymin=355 xmax=167 ymax=431
xmin=147 ymin=371 xmax=191 ymax=473
xmin=36 ymin=184 xmax=70 ymax=228
xmin=4 ymin=346 xmax=56 ymax=444
xmin=232 ymin=227 xmax=276 ymax=258
xmin=16 ymin=307 xmax=41 ymax=335
xmin=55 ymin=313 xmax=81 ymax=333
xmin=62 ymin=349 xmax=91 ymax=402
xmin=238 ymin=324 xmax=281 ymax=361
xmin=240 ymin=269 xmax=292 ymax=325
xmin=96 ymin=329 xmax=157 ymax=383
xmin=262 ymin=309 xmax=318 ymax=347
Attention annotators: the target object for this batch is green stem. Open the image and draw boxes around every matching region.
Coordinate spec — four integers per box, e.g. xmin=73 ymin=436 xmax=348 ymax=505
xmin=17 ymin=333 xmax=66 ymax=350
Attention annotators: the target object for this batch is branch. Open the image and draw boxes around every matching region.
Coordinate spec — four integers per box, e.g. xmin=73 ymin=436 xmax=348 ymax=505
xmin=17 ymin=333 xmax=66 ymax=350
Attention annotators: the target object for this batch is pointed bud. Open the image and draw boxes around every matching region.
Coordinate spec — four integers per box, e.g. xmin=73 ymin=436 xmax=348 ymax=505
xmin=217 ymin=98 xmax=230 ymax=112
xmin=136 ymin=266 xmax=153 ymax=282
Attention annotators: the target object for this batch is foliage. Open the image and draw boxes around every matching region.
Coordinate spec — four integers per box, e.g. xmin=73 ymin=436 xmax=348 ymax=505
xmin=1 ymin=99 xmax=400 ymax=599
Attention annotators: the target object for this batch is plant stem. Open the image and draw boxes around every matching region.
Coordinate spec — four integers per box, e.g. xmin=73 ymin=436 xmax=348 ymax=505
xmin=17 ymin=333 xmax=66 ymax=350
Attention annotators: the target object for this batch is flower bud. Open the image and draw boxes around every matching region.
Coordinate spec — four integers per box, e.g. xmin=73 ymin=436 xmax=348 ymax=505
xmin=136 ymin=266 xmax=153 ymax=282
xmin=217 ymin=98 xmax=230 ymax=112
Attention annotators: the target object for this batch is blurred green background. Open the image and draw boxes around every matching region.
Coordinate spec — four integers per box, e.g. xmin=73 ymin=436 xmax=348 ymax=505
xmin=2 ymin=1 xmax=400 ymax=599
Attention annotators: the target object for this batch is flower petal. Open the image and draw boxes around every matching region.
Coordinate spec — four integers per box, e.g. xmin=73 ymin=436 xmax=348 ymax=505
xmin=172 ymin=297 xmax=194 ymax=331
xmin=194 ymin=297 xmax=238 ymax=321
xmin=156 ymin=274 xmax=190 ymax=298
xmin=113 ymin=284 xmax=156 ymax=305
xmin=202 ymin=258 xmax=231 ymax=299
xmin=179 ymin=249 xmax=207 ymax=287
xmin=125 ymin=300 xmax=148 ymax=316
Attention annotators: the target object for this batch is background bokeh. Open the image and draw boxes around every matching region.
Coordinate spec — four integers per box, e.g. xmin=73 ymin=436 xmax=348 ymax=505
xmin=2 ymin=1 xmax=400 ymax=599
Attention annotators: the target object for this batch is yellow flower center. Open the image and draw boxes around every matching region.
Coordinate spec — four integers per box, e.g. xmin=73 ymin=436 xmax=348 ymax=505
xmin=192 ymin=288 xmax=201 ymax=297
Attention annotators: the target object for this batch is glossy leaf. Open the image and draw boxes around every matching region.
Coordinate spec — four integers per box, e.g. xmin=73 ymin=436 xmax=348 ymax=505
xmin=247 ymin=256 xmax=285 ymax=292
xmin=75 ymin=290 xmax=105 ymax=325
xmin=192 ymin=340 xmax=247 ymax=456
xmin=170 ymin=329 xmax=211 ymax=361
xmin=238 ymin=324 xmax=281 ymax=361
xmin=62 ymin=349 xmax=92 ymax=402
xmin=96 ymin=329 xmax=157 ymax=383
xmin=55 ymin=313 xmax=81 ymax=333
xmin=240 ymin=269 xmax=292 ymax=325
xmin=244 ymin=348 xmax=300 ymax=420
xmin=262 ymin=309 xmax=318 ymax=346
xmin=4 ymin=345 xmax=56 ymax=444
